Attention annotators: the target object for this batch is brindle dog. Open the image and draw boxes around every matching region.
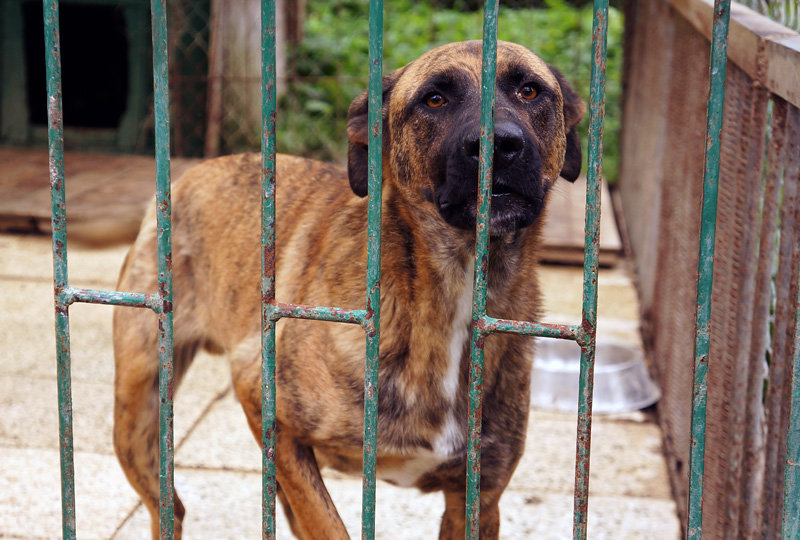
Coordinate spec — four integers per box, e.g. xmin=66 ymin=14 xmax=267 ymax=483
xmin=113 ymin=41 xmax=585 ymax=539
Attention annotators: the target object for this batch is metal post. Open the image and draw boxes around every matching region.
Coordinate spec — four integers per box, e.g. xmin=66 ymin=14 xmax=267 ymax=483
xmin=261 ymin=0 xmax=278 ymax=537
xmin=361 ymin=0 xmax=385 ymax=537
xmin=687 ymin=1 xmax=732 ymax=538
xmin=465 ymin=2 xmax=499 ymax=537
xmin=42 ymin=1 xmax=75 ymax=537
xmin=149 ymin=0 xmax=175 ymax=537
xmin=572 ymin=1 xmax=608 ymax=538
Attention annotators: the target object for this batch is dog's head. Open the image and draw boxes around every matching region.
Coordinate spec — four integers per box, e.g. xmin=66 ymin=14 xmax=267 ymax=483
xmin=347 ymin=41 xmax=586 ymax=236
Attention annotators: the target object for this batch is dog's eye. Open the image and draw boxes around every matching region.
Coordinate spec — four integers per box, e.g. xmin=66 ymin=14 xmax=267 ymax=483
xmin=518 ymin=84 xmax=538 ymax=101
xmin=425 ymin=93 xmax=447 ymax=108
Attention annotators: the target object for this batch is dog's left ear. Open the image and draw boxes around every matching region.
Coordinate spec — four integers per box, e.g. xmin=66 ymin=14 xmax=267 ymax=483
xmin=548 ymin=65 xmax=587 ymax=182
xmin=346 ymin=69 xmax=403 ymax=197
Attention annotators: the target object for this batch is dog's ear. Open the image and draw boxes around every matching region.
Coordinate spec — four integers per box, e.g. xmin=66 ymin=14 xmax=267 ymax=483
xmin=548 ymin=65 xmax=587 ymax=183
xmin=346 ymin=70 xmax=402 ymax=197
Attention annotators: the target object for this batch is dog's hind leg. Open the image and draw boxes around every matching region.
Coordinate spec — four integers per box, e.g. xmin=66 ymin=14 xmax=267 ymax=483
xmin=439 ymin=490 xmax=501 ymax=540
xmin=113 ymin=303 xmax=200 ymax=539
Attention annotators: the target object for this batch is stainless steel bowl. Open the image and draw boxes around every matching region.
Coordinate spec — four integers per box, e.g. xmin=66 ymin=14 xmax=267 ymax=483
xmin=530 ymin=338 xmax=661 ymax=414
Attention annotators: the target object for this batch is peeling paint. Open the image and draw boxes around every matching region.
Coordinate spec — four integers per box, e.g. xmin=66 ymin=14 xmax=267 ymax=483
xmin=687 ymin=2 xmax=733 ymax=538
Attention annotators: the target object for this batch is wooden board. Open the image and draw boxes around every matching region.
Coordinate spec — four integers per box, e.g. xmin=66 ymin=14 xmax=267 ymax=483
xmin=0 ymin=148 xmax=622 ymax=265
xmin=0 ymin=148 xmax=199 ymax=244
xmin=540 ymin=176 xmax=623 ymax=267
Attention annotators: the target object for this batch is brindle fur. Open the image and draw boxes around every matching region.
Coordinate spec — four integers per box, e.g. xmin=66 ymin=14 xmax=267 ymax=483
xmin=113 ymin=41 xmax=585 ymax=539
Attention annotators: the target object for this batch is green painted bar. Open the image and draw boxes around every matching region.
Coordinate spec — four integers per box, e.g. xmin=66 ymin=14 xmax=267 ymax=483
xmin=271 ymin=303 xmax=366 ymax=326
xmin=572 ymin=1 xmax=607 ymax=538
xmin=687 ymin=1 xmax=731 ymax=538
xmin=148 ymin=0 xmax=175 ymax=537
xmin=480 ymin=317 xmax=583 ymax=343
xmin=42 ymin=0 xmax=76 ymax=537
xmin=62 ymin=287 xmax=161 ymax=311
xmin=361 ymin=0 xmax=384 ymax=535
xmin=783 ymin=268 xmax=800 ymax=538
xmin=466 ymin=1 xmax=499 ymax=537
xmin=260 ymin=0 xmax=278 ymax=536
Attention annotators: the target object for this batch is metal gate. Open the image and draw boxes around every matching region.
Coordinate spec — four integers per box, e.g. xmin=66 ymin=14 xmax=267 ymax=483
xmin=41 ymin=0 xmax=800 ymax=538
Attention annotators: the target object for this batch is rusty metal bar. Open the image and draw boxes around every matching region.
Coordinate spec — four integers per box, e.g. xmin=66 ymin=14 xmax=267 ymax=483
xmin=148 ymin=0 xmax=176 ymax=536
xmin=360 ymin=0 xmax=385 ymax=536
xmin=571 ymin=2 xmax=607 ymax=537
xmin=60 ymin=287 xmax=161 ymax=311
xmin=260 ymin=0 xmax=278 ymax=535
xmin=465 ymin=1 xmax=499 ymax=537
xmin=269 ymin=303 xmax=367 ymax=326
xmin=780 ymin=104 xmax=800 ymax=539
xmin=687 ymin=1 xmax=732 ymax=538
xmin=42 ymin=0 xmax=75 ymax=537
xmin=479 ymin=317 xmax=584 ymax=343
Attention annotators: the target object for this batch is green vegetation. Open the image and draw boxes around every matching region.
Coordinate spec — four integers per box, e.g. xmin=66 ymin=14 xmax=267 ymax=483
xmin=278 ymin=0 xmax=623 ymax=181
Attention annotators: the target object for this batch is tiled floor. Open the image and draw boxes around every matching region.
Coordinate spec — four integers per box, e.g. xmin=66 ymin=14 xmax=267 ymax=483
xmin=0 ymin=233 xmax=680 ymax=539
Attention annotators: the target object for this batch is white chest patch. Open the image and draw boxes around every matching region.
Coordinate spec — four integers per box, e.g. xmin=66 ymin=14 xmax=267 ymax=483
xmin=431 ymin=261 xmax=474 ymax=456
xmin=378 ymin=263 xmax=475 ymax=487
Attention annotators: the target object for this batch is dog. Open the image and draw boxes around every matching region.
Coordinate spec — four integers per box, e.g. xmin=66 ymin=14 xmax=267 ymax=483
xmin=113 ymin=40 xmax=585 ymax=539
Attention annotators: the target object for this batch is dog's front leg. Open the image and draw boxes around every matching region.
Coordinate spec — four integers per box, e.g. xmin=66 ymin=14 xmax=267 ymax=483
xmin=275 ymin=425 xmax=349 ymax=539
xmin=439 ymin=490 xmax=501 ymax=540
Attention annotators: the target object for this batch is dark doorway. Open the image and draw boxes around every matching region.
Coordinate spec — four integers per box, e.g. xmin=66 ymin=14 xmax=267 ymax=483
xmin=23 ymin=2 xmax=129 ymax=129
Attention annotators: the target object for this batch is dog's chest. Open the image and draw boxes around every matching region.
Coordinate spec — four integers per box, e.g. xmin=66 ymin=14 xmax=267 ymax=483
xmin=377 ymin=262 xmax=475 ymax=487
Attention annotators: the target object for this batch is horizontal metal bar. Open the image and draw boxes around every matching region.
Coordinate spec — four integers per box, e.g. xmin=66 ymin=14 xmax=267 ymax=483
xmin=58 ymin=286 xmax=161 ymax=311
xmin=478 ymin=316 xmax=583 ymax=343
xmin=269 ymin=302 xmax=367 ymax=326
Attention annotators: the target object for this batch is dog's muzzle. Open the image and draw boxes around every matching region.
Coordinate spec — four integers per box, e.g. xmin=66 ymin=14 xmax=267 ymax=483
xmin=435 ymin=120 xmax=546 ymax=235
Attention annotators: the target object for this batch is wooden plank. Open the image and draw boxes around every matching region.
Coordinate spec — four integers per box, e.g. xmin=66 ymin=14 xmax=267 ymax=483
xmin=0 ymin=148 xmax=199 ymax=242
xmin=540 ymin=176 xmax=622 ymax=267
xmin=667 ymin=0 xmax=800 ymax=109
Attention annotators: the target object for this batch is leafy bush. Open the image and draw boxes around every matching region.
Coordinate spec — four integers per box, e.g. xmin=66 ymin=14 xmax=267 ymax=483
xmin=278 ymin=0 xmax=623 ymax=182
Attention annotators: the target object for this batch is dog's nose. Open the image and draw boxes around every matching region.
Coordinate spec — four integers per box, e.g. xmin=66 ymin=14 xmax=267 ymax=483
xmin=461 ymin=122 xmax=524 ymax=170
xmin=494 ymin=122 xmax=524 ymax=169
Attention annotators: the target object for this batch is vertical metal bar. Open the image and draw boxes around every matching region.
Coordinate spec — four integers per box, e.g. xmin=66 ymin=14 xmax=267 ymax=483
xmin=466 ymin=2 xmax=498 ymax=538
xmin=782 ymin=256 xmax=800 ymax=538
xmin=361 ymin=0 xmax=384 ymax=538
xmin=784 ymin=256 xmax=800 ymax=539
xmin=781 ymin=106 xmax=800 ymax=540
xmin=687 ymin=1 xmax=732 ymax=538
xmin=149 ymin=0 xmax=175 ymax=537
xmin=43 ymin=1 xmax=75 ymax=538
xmin=261 ymin=0 xmax=278 ymax=538
xmin=573 ymin=2 xmax=608 ymax=536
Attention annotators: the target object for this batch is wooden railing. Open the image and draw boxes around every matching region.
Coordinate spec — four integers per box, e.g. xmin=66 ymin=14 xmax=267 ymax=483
xmin=618 ymin=0 xmax=800 ymax=537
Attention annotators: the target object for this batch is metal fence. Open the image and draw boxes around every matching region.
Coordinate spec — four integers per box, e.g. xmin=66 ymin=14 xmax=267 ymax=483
xmin=41 ymin=1 xmax=799 ymax=540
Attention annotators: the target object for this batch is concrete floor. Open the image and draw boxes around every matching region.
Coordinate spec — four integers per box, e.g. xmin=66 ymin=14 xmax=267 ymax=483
xmin=0 ymin=233 xmax=680 ymax=539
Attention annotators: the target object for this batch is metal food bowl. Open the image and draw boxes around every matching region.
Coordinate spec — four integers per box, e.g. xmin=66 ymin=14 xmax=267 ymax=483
xmin=530 ymin=338 xmax=661 ymax=414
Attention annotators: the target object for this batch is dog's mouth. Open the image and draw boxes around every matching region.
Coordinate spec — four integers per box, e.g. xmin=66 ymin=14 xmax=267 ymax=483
xmin=434 ymin=177 xmax=544 ymax=236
